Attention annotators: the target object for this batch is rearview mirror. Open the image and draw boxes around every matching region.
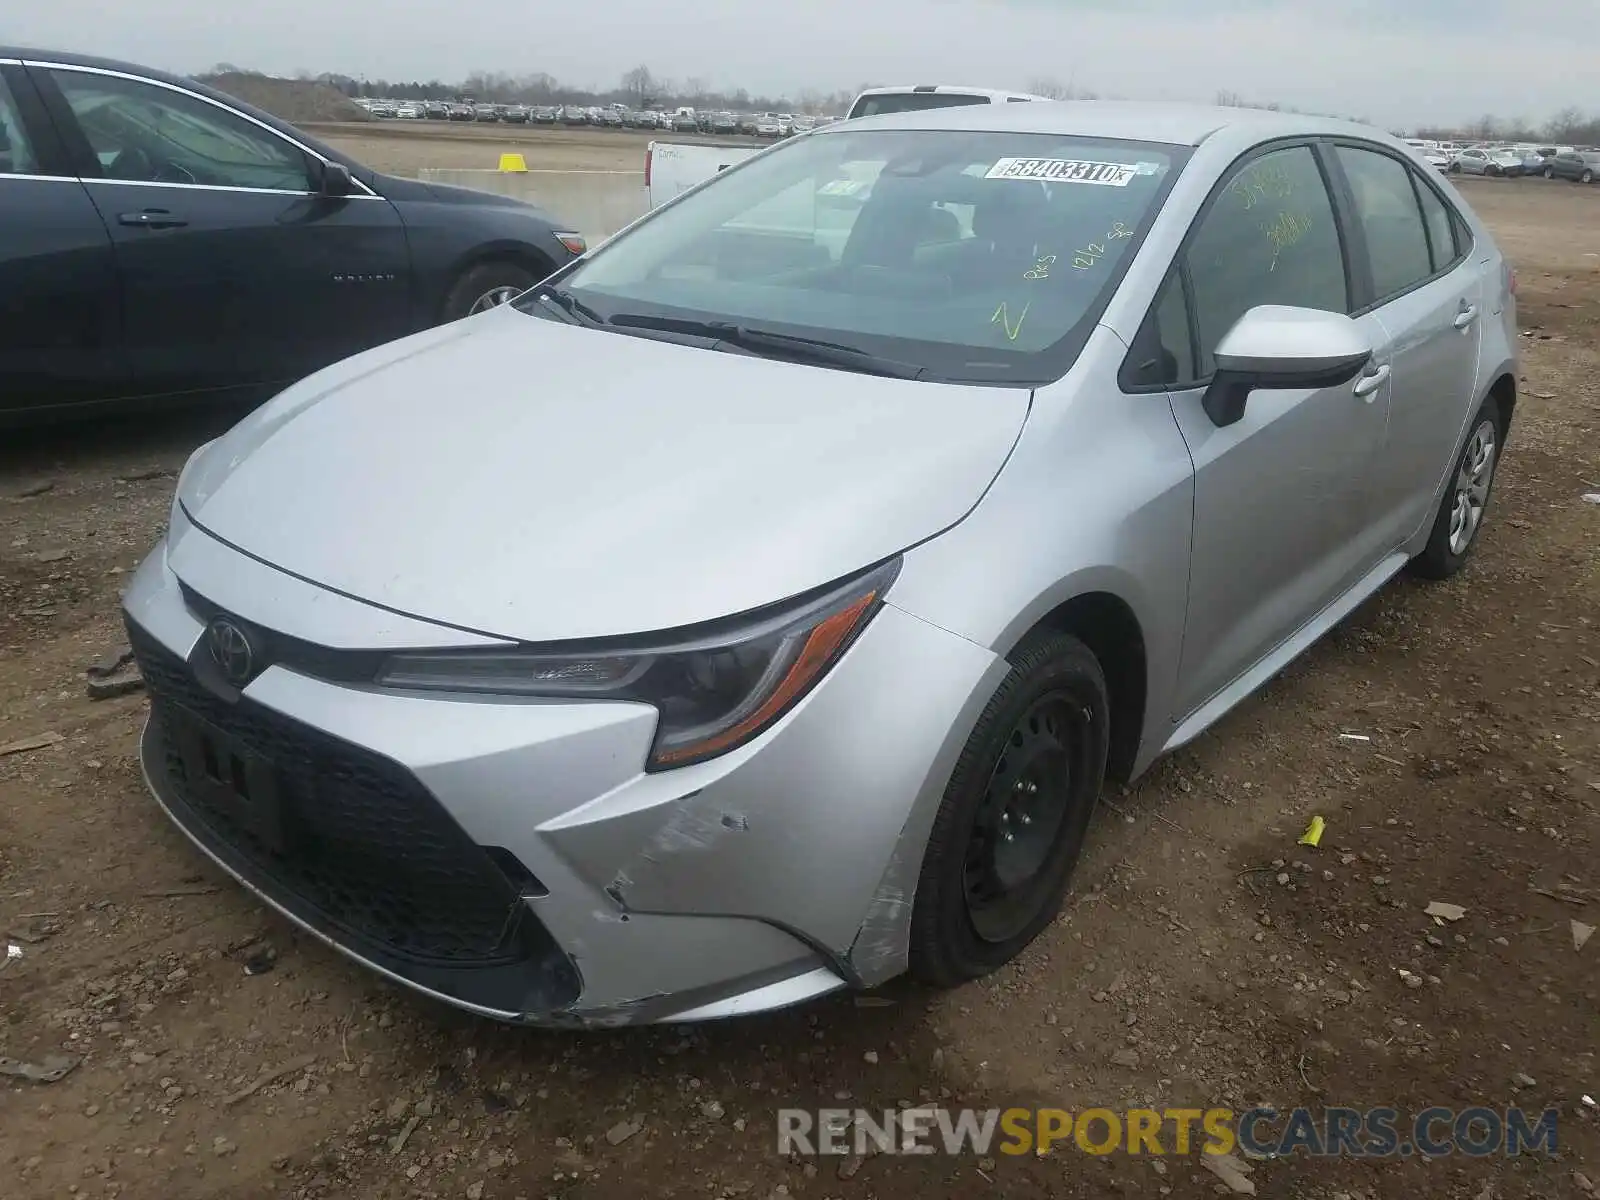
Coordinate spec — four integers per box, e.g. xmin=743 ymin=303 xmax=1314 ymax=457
xmin=1203 ymin=305 xmax=1373 ymax=428
xmin=319 ymin=161 xmax=356 ymax=197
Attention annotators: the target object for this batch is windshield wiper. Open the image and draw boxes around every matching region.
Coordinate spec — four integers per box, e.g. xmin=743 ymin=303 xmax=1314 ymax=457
xmin=608 ymin=314 xmax=925 ymax=380
xmin=527 ymin=283 xmax=606 ymax=326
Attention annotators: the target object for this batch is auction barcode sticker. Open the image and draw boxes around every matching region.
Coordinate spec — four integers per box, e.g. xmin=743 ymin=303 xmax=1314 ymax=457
xmin=985 ymin=158 xmax=1138 ymax=186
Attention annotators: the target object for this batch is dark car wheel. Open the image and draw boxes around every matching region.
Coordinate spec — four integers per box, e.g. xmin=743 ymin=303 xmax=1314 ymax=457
xmin=908 ymin=632 xmax=1109 ymax=986
xmin=442 ymin=261 xmax=543 ymax=321
xmin=1584 ymin=170 xmax=1595 ymax=184
xmin=1449 ymin=161 xmax=1462 ymax=173
xmin=1409 ymin=398 xmax=1504 ymax=581
xmin=1544 ymin=166 xmax=1556 ymax=179
xmin=1487 ymin=165 xmax=1500 ymax=176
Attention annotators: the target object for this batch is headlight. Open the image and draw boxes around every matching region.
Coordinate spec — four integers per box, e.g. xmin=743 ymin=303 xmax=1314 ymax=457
xmin=376 ymin=559 xmax=900 ymax=770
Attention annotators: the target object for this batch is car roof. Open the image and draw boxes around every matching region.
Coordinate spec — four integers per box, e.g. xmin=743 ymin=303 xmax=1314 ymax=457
xmin=0 ymin=44 xmax=233 ymax=90
xmin=825 ymin=99 xmax=1396 ymax=147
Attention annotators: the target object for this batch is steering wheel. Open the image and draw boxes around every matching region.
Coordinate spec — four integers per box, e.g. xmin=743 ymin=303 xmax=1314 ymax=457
xmin=153 ymin=159 xmax=197 ymax=185
xmin=105 ymin=145 xmax=153 ymax=181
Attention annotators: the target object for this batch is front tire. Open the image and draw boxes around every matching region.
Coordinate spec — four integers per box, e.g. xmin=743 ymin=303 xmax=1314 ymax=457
xmin=1583 ymin=169 xmax=1594 ymax=184
xmin=1544 ymin=165 xmax=1555 ymax=179
xmin=908 ymin=633 xmax=1110 ymax=987
xmin=1409 ymin=399 xmax=1504 ymax=580
xmin=442 ymin=261 xmax=542 ymax=322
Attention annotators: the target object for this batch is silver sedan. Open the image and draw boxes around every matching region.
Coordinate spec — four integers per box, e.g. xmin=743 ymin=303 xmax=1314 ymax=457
xmin=126 ymin=101 xmax=1517 ymax=1026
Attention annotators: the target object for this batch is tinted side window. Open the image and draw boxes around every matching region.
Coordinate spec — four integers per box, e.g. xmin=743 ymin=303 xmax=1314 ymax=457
xmin=1413 ymin=175 xmax=1461 ymax=273
xmin=1335 ymin=145 xmax=1432 ymax=300
xmin=51 ymin=70 xmax=313 ymax=191
xmin=849 ymin=93 xmax=990 ymax=119
xmin=0 ymin=76 xmax=39 ymax=175
xmin=1186 ymin=144 xmax=1347 ymax=376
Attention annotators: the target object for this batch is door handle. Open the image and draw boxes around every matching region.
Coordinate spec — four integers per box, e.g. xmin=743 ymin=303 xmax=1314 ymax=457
xmin=118 ymin=209 xmax=188 ymax=229
xmin=1454 ymin=303 xmax=1478 ymax=329
xmin=1352 ymin=363 xmax=1390 ymax=399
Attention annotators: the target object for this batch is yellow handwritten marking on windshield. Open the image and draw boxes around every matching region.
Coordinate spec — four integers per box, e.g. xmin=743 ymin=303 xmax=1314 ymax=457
xmin=1263 ymin=210 xmax=1314 ymax=270
xmin=992 ymin=300 xmax=1031 ymax=342
xmin=1024 ymin=254 xmax=1058 ymax=280
xmin=1108 ymin=221 xmax=1135 ymax=240
xmin=1073 ymin=242 xmax=1108 ymax=270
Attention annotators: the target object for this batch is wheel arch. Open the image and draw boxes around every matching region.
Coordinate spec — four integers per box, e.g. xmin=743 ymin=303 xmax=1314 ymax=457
xmin=439 ymin=241 xmax=560 ymax=321
xmin=1003 ymin=590 xmax=1149 ymax=786
xmin=1487 ymin=370 xmax=1516 ymax=438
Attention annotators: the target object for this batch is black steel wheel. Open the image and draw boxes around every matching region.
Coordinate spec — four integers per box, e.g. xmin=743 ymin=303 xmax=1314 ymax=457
xmin=909 ymin=632 xmax=1109 ymax=985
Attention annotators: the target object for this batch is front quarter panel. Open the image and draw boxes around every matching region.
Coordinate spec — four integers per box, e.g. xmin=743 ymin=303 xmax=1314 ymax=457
xmin=887 ymin=326 xmax=1195 ymax=779
xmin=377 ymin=180 xmax=578 ymax=322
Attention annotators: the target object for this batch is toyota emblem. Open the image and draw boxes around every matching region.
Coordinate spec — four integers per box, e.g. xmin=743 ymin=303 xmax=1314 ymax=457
xmin=205 ymin=617 xmax=255 ymax=685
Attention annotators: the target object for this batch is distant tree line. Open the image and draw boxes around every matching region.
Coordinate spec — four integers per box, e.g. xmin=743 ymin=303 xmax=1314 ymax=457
xmin=198 ymin=63 xmax=1600 ymax=139
xmin=1212 ymin=90 xmax=1600 ymax=144
xmin=202 ymin=62 xmax=861 ymax=114
xmin=1411 ymin=107 xmax=1600 ymax=145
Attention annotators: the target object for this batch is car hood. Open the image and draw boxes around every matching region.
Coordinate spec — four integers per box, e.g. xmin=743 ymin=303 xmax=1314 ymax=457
xmin=178 ymin=312 xmax=1030 ymax=643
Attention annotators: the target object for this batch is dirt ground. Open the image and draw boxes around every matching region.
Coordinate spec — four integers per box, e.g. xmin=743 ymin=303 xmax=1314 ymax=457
xmin=0 ymin=173 xmax=1596 ymax=1200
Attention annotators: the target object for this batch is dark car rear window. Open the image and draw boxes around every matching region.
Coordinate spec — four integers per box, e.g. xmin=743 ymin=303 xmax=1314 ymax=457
xmin=849 ymin=93 xmax=992 ymax=120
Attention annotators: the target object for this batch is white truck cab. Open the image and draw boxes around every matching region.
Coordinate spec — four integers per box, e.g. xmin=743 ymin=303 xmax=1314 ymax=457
xmin=642 ymin=84 xmax=1057 ymax=211
xmin=845 ymin=85 xmax=1053 ymax=120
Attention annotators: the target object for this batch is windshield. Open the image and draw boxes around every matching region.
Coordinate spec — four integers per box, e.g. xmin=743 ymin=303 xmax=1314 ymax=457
xmin=848 ymin=92 xmax=995 ymax=119
xmin=535 ymin=128 xmax=1182 ymax=383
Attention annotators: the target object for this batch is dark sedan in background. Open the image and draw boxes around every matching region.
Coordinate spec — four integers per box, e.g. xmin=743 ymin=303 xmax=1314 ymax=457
xmin=1543 ymin=148 xmax=1600 ymax=182
xmin=0 ymin=48 xmax=587 ymax=425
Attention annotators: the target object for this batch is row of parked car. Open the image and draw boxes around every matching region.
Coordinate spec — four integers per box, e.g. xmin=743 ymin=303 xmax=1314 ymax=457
xmin=1405 ymin=138 xmax=1600 ymax=181
xmin=354 ymin=97 xmax=832 ymax=137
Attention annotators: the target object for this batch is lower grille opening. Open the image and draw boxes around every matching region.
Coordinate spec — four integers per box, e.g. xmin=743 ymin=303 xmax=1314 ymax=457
xmin=128 ymin=620 xmax=563 ymax=976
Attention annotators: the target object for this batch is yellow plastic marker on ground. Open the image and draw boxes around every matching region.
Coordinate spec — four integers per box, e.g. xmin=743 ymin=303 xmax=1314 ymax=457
xmin=498 ymin=153 xmax=528 ymax=173
xmin=1297 ymin=815 xmax=1326 ymax=848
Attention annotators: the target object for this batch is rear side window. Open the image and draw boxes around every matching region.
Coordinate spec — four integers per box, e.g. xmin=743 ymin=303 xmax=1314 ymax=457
xmin=1184 ymin=144 xmax=1347 ymax=376
xmin=848 ymin=93 xmax=990 ymax=120
xmin=1334 ymin=145 xmax=1432 ymax=301
xmin=1413 ymin=176 xmax=1461 ymax=273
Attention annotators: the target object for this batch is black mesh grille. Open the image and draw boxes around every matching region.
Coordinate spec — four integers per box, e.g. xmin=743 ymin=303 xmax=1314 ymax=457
xmin=129 ymin=621 xmax=526 ymax=965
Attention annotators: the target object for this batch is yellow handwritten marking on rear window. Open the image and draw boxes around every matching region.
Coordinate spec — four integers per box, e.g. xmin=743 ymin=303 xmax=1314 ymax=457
xmin=1263 ymin=210 xmax=1315 ymax=270
xmin=992 ymin=300 xmax=1031 ymax=342
xmin=1230 ymin=162 xmax=1296 ymax=211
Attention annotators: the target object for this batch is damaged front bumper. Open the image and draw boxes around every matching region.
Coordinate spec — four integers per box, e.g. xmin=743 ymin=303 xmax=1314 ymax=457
xmin=122 ymin=522 xmax=1005 ymax=1026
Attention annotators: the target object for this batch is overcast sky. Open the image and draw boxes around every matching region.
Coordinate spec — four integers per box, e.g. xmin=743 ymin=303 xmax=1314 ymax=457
xmin=5 ymin=0 xmax=1588 ymax=129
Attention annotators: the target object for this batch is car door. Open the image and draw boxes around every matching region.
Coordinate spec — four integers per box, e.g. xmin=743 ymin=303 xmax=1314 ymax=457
xmin=0 ymin=62 xmax=124 ymax=419
xmin=1326 ymin=142 xmax=1485 ymax=552
xmin=1130 ymin=142 xmax=1394 ymax=720
xmin=30 ymin=61 xmax=412 ymax=399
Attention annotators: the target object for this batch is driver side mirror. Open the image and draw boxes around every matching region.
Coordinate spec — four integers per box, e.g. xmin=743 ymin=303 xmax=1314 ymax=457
xmin=1202 ymin=305 xmax=1373 ymax=428
xmin=319 ymin=161 xmax=356 ymax=197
